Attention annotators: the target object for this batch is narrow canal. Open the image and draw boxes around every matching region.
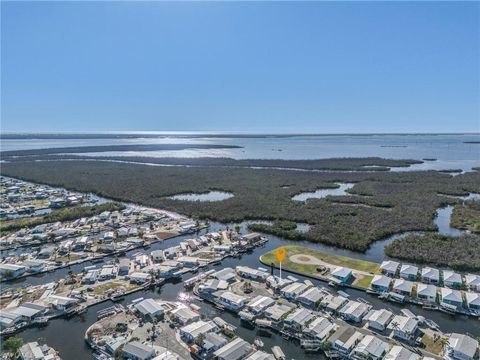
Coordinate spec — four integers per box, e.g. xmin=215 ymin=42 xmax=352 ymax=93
xmin=6 ymin=220 xmax=480 ymax=359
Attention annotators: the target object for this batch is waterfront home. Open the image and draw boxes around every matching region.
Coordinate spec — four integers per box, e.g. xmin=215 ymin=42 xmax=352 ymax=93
xmin=0 ymin=309 xmax=23 ymax=329
xmin=464 ymin=274 xmax=480 ymax=292
xmin=380 ymin=260 xmax=400 ymax=277
xmin=201 ymin=332 xmax=229 ymax=355
xmin=99 ymin=265 xmax=117 ymax=281
xmin=330 ymin=267 xmax=353 ymax=284
xmin=150 ymin=250 xmax=165 ymax=263
xmin=21 ymin=259 xmax=45 ymax=273
xmin=281 ymin=282 xmax=309 ymax=301
xmin=45 ymin=295 xmax=78 ymax=311
xmin=82 ymin=269 xmax=100 ymax=284
xmin=37 ymin=246 xmax=55 ymax=260
xmin=246 ymin=296 xmax=275 ymax=315
xmin=242 ymin=232 xmax=262 ymax=243
xmin=0 ymin=263 xmax=27 ymax=279
xmin=338 ymin=300 xmax=370 ymax=323
xmin=10 ymin=303 xmax=47 ymax=323
xmin=392 ymin=279 xmax=413 ymax=296
xmin=163 ymin=247 xmax=178 ymax=260
xmin=330 ymin=326 xmax=364 ymax=357
xmin=214 ymin=337 xmax=253 ymax=360
xmin=445 ymin=333 xmax=479 ymax=360
xmin=118 ymin=258 xmax=131 ymax=275
xmin=129 ymin=272 xmax=151 ymax=284
xmin=198 ymin=279 xmax=229 ymax=294
xmin=103 ymin=231 xmax=115 ymax=243
xmin=180 ymin=320 xmax=218 ymax=342
xmin=440 ymin=288 xmax=463 ymax=308
xmin=465 ymin=292 xmax=480 ymax=311
xmin=443 ymin=271 xmax=463 ymax=289
xmin=304 ymin=316 xmax=336 ymax=341
xmin=284 ymin=308 xmax=314 ymax=331
xmin=266 ymin=275 xmax=293 ymax=290
xmin=387 ymin=315 xmax=418 ymax=341
xmin=213 ymin=268 xmax=237 ymax=283
xmin=236 ymin=266 xmax=269 ymax=282
xmin=297 ymin=287 xmax=325 ymax=309
xmin=19 ymin=341 xmax=60 ymax=360
xmin=321 ymin=294 xmax=348 ymax=313
xmin=421 ymin=267 xmax=440 ymax=284
xmin=399 ymin=264 xmax=419 ymax=281
xmin=170 ymin=306 xmax=200 ymax=325
xmin=134 ymin=299 xmax=164 ymax=321
xmin=351 ymin=334 xmax=389 ymax=360
xmin=122 ymin=341 xmax=156 ymax=360
xmin=246 ymin=350 xmax=275 ymax=360
xmin=177 ymin=256 xmax=200 ymax=268
xmin=384 ymin=345 xmax=419 ymax=360
xmin=416 ymin=283 xmax=437 ymax=303
xmin=263 ymin=303 xmax=295 ymax=323
xmin=213 ymin=291 xmax=247 ymax=312
xmin=366 ymin=308 xmax=393 ymax=332
xmin=370 ymin=275 xmax=392 ymax=293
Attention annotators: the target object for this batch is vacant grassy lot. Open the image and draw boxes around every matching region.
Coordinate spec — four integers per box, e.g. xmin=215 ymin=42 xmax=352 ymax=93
xmin=2 ymin=160 xmax=480 ymax=253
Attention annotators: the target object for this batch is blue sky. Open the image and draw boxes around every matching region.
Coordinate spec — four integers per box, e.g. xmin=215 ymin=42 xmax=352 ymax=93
xmin=1 ymin=1 xmax=479 ymax=133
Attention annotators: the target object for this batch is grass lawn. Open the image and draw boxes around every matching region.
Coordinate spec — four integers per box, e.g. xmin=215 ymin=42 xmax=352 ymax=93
xmin=353 ymin=274 xmax=374 ymax=289
xmin=93 ymin=281 xmax=127 ymax=296
xmin=261 ymin=246 xmax=380 ymax=273
xmin=421 ymin=333 xmax=445 ymax=355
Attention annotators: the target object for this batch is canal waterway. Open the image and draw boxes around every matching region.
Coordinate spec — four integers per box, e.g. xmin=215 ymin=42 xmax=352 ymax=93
xmin=5 ymin=219 xmax=480 ymax=359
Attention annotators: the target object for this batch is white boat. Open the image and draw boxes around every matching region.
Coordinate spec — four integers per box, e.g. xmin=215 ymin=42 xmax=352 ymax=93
xmin=254 ymin=338 xmax=264 ymax=348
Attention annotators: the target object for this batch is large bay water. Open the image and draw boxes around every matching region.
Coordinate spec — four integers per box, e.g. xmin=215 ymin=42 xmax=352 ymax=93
xmin=2 ymin=133 xmax=479 ymax=172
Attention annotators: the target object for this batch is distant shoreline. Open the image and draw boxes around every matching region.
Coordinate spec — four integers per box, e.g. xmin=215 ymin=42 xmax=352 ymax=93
xmin=1 ymin=131 xmax=479 ymax=140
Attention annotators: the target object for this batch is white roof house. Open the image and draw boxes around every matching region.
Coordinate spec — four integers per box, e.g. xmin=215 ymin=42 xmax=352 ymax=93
xmin=416 ymin=283 xmax=437 ymax=302
xmin=421 ymin=267 xmax=440 ymax=283
xmin=380 ymin=260 xmax=399 ymax=276
xmin=392 ymin=279 xmax=413 ymax=295
xmin=214 ymin=337 xmax=253 ymax=360
xmin=281 ymin=282 xmax=309 ymax=300
xmin=245 ymin=350 xmax=275 ymax=360
xmin=213 ymin=291 xmax=247 ymax=311
xmin=170 ymin=306 xmax=200 ymax=325
xmin=446 ymin=333 xmax=479 ymax=360
xmin=263 ymin=303 xmax=294 ymax=322
xmin=384 ymin=345 xmax=420 ymax=360
xmin=366 ymin=308 xmax=393 ymax=331
xmin=338 ymin=300 xmax=370 ymax=323
xmin=122 ymin=341 xmax=155 ymax=360
xmin=465 ymin=292 xmax=480 ymax=310
xmin=464 ymin=274 xmax=480 ymax=291
xmin=180 ymin=320 xmax=218 ymax=342
xmin=443 ymin=271 xmax=462 ymax=287
xmin=284 ymin=308 xmax=314 ymax=328
xmin=297 ymin=287 xmax=324 ymax=307
xmin=352 ymin=335 xmax=389 ymax=360
xmin=330 ymin=267 xmax=353 ymax=282
xmin=370 ymin=275 xmax=392 ymax=292
xmin=246 ymin=296 xmax=275 ymax=314
xmin=322 ymin=294 xmax=348 ymax=312
xmin=399 ymin=264 xmax=418 ymax=280
xmin=134 ymin=299 xmax=164 ymax=320
xmin=305 ymin=316 xmax=336 ymax=341
xmin=440 ymin=288 xmax=463 ymax=307
xmin=387 ymin=315 xmax=418 ymax=340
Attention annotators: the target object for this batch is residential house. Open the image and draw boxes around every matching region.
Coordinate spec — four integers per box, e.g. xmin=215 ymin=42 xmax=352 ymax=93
xmin=246 ymin=296 xmax=275 ymax=315
xmin=464 ymin=274 xmax=480 ymax=292
xmin=134 ymin=299 xmax=164 ymax=321
xmin=384 ymin=346 xmax=419 ymax=360
xmin=0 ymin=263 xmax=27 ymax=279
xmin=170 ymin=306 xmax=200 ymax=325
xmin=330 ymin=267 xmax=353 ymax=284
xmin=416 ymin=283 xmax=437 ymax=303
xmin=122 ymin=341 xmax=156 ymax=360
xmin=440 ymin=288 xmax=463 ymax=308
xmin=338 ymin=300 xmax=370 ymax=323
xmin=297 ymin=287 xmax=324 ymax=309
xmin=263 ymin=303 xmax=295 ymax=323
xmin=179 ymin=320 xmax=218 ymax=342
xmin=465 ymin=292 xmax=480 ymax=311
xmin=284 ymin=308 xmax=314 ymax=331
xmin=380 ymin=260 xmax=400 ymax=277
xmin=366 ymin=309 xmax=393 ymax=332
xmin=281 ymin=282 xmax=309 ymax=301
xmin=330 ymin=326 xmax=364 ymax=357
xmin=399 ymin=265 xmax=418 ymax=281
xmin=387 ymin=315 xmax=418 ymax=341
xmin=213 ymin=291 xmax=247 ymax=312
xmin=443 ymin=271 xmax=463 ymax=289
xmin=305 ymin=316 xmax=336 ymax=341
xmin=445 ymin=333 xmax=479 ymax=360
xmin=421 ymin=267 xmax=440 ymax=284
xmin=236 ymin=266 xmax=269 ymax=282
xmin=214 ymin=337 xmax=253 ymax=360
xmin=392 ymin=279 xmax=413 ymax=296
xmin=351 ymin=335 xmax=389 ymax=360
xmin=370 ymin=275 xmax=391 ymax=293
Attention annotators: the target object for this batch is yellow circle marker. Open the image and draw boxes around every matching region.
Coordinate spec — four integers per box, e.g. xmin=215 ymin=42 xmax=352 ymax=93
xmin=275 ymin=247 xmax=286 ymax=262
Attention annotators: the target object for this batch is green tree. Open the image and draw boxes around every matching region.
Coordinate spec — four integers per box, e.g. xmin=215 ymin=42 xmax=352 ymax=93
xmin=3 ymin=336 xmax=24 ymax=359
